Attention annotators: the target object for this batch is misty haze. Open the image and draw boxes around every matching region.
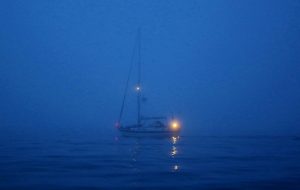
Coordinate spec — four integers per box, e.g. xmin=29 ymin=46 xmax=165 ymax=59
xmin=0 ymin=0 xmax=300 ymax=189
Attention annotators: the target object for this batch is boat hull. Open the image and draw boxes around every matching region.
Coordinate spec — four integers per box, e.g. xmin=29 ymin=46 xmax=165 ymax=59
xmin=118 ymin=126 xmax=180 ymax=137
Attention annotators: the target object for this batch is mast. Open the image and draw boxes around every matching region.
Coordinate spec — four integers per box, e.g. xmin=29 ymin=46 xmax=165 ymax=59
xmin=137 ymin=28 xmax=142 ymax=126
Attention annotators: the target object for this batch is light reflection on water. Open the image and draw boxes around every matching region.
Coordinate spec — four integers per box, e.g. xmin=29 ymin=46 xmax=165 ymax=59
xmin=125 ymin=135 xmax=181 ymax=175
xmin=171 ymin=136 xmax=179 ymax=172
xmin=1 ymin=134 xmax=300 ymax=189
xmin=170 ymin=136 xmax=180 ymax=172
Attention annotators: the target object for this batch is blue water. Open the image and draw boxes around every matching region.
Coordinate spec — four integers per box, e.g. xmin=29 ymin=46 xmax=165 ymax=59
xmin=1 ymin=131 xmax=300 ymax=189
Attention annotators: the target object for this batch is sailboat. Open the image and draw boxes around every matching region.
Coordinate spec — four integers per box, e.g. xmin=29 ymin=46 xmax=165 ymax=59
xmin=116 ymin=29 xmax=181 ymax=137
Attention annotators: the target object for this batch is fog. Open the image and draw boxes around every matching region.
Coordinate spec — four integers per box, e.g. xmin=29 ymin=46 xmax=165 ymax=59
xmin=1 ymin=0 xmax=300 ymax=137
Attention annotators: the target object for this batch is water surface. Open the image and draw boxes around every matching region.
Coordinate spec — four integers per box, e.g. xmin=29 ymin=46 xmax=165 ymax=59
xmin=1 ymin=131 xmax=300 ymax=189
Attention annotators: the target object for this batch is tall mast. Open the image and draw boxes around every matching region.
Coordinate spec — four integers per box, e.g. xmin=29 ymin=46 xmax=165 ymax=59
xmin=137 ymin=28 xmax=141 ymax=126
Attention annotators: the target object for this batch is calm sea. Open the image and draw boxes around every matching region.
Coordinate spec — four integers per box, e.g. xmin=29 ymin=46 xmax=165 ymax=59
xmin=1 ymin=130 xmax=300 ymax=189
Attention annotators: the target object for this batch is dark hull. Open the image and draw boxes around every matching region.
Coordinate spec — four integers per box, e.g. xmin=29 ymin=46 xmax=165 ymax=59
xmin=118 ymin=127 xmax=180 ymax=137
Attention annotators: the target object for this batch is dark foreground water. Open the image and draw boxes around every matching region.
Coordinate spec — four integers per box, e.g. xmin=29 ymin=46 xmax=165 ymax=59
xmin=1 ymin=131 xmax=300 ymax=189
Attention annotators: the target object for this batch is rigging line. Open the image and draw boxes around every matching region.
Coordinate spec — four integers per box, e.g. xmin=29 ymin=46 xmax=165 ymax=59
xmin=137 ymin=28 xmax=142 ymax=125
xmin=118 ymin=32 xmax=139 ymax=123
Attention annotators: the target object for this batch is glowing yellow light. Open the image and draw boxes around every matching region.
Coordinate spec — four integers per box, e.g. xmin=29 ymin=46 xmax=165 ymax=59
xmin=170 ymin=120 xmax=180 ymax=131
